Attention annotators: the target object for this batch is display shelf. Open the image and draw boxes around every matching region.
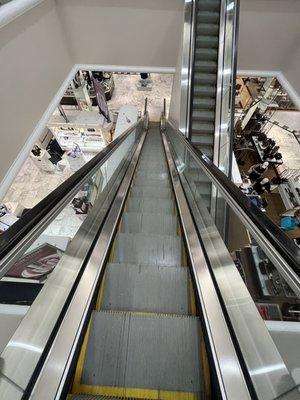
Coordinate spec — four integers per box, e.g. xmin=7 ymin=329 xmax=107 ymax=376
xmin=48 ymin=110 xmax=111 ymax=153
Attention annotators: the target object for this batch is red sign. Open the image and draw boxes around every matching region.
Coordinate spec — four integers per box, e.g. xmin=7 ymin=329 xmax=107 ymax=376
xmin=6 ymin=244 xmax=62 ymax=280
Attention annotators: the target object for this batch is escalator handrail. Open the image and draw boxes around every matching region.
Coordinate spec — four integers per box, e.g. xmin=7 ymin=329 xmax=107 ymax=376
xmin=0 ymin=117 xmax=145 ymax=262
xmin=166 ymin=120 xmax=300 ymax=280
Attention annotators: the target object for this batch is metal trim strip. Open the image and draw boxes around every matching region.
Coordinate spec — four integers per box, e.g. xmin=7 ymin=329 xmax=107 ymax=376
xmin=25 ymin=130 xmax=147 ymax=400
xmin=166 ymin=121 xmax=300 ymax=296
xmin=161 ymin=131 xmax=251 ymax=400
xmin=0 ymin=118 xmax=144 ymax=274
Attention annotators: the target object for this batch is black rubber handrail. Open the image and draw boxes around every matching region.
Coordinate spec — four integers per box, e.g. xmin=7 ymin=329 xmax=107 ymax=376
xmin=0 ymin=118 xmax=144 ymax=261
xmin=166 ymin=121 xmax=300 ymax=275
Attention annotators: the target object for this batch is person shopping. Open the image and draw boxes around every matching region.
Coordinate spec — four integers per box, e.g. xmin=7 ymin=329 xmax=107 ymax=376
xmin=247 ymin=162 xmax=269 ymax=182
xmin=253 ymin=177 xmax=271 ymax=195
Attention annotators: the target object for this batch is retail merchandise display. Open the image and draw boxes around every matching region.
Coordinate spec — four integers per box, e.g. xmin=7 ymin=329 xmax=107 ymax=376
xmin=233 ymin=75 xmax=300 ymax=257
xmin=48 ymin=110 xmax=111 ymax=153
xmin=61 ymin=71 xmax=115 ymax=106
xmin=235 ymin=244 xmax=299 ymax=322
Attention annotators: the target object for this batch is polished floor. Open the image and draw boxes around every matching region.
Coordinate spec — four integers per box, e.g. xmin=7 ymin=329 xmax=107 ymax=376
xmin=2 ymin=73 xmax=173 ymax=226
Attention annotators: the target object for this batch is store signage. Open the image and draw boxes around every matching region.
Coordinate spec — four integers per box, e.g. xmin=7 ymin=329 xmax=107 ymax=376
xmin=6 ymin=244 xmax=62 ymax=280
xmin=92 ymin=76 xmax=111 ymax=122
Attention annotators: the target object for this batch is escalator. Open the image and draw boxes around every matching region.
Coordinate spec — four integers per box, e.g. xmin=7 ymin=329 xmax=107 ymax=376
xmin=68 ymin=125 xmax=207 ymax=399
xmin=0 ymin=1 xmax=300 ymax=400
xmin=191 ymin=0 xmax=221 ymax=157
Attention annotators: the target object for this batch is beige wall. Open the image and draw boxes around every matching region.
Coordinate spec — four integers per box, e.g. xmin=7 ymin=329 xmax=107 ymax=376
xmin=1 ymin=0 xmax=300 ymax=194
xmin=0 ymin=0 xmax=72 ymax=187
xmin=168 ymin=17 xmax=184 ymax=128
xmin=55 ymin=0 xmax=184 ymax=68
xmin=238 ymin=0 xmax=300 ymax=94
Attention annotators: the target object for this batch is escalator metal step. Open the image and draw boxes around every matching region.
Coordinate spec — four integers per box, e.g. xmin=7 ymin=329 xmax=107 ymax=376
xmin=197 ymin=10 xmax=219 ymax=23
xmin=193 ymin=84 xmax=216 ymax=97
xmin=136 ymin=162 xmax=167 ymax=173
xmin=121 ymin=212 xmax=177 ymax=236
xmin=133 ymin=177 xmax=170 ymax=188
xmin=195 ymin=47 xmax=218 ymax=61
xmin=113 ymin=233 xmax=182 ymax=267
xmin=191 ymin=133 xmax=214 ymax=146
xmin=193 ymin=96 xmax=216 ymax=109
xmin=194 ymin=60 xmax=217 ymax=73
xmin=78 ymin=311 xmax=202 ymax=396
xmin=197 ymin=22 xmax=219 ymax=35
xmin=135 ymin=171 xmax=169 ymax=181
xmin=192 ymin=121 xmax=215 ymax=134
xmin=196 ymin=35 xmax=219 ymax=48
xmin=130 ymin=186 xmax=172 ymax=200
xmin=194 ymin=72 xmax=217 ymax=85
xmin=101 ymin=263 xmax=190 ymax=314
xmin=197 ymin=0 xmax=221 ymax=11
xmin=192 ymin=109 xmax=215 ymax=122
xmin=126 ymin=197 xmax=174 ymax=214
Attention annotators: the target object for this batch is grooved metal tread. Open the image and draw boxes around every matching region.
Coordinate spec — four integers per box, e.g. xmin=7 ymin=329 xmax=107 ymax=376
xmin=197 ymin=11 xmax=219 ymax=23
xmin=135 ymin=171 xmax=169 ymax=180
xmin=197 ymin=0 xmax=221 ymax=11
xmin=197 ymin=22 xmax=219 ymax=35
xmin=136 ymin=163 xmax=167 ymax=173
xmin=130 ymin=186 xmax=172 ymax=200
xmin=194 ymin=72 xmax=217 ymax=84
xmin=133 ymin=177 xmax=170 ymax=188
xmin=126 ymin=197 xmax=174 ymax=214
xmin=196 ymin=35 xmax=219 ymax=48
xmin=120 ymin=212 xmax=177 ymax=235
xmin=101 ymin=263 xmax=189 ymax=314
xmin=113 ymin=233 xmax=182 ymax=267
xmin=195 ymin=47 xmax=218 ymax=60
xmin=192 ymin=122 xmax=215 ymax=133
xmin=193 ymin=97 xmax=216 ymax=109
xmin=192 ymin=110 xmax=215 ymax=122
xmin=193 ymin=85 xmax=216 ymax=97
xmin=80 ymin=311 xmax=202 ymax=393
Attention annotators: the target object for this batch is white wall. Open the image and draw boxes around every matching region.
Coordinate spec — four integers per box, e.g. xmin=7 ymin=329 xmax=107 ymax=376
xmin=1 ymin=0 xmax=300 ymax=194
xmin=238 ymin=0 xmax=300 ymax=95
xmin=0 ymin=0 xmax=72 ymax=189
xmin=168 ymin=17 xmax=184 ymax=128
xmin=56 ymin=0 xmax=184 ymax=69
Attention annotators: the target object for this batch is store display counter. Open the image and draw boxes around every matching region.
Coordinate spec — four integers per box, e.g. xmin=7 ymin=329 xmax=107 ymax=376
xmin=252 ymin=136 xmax=283 ymax=166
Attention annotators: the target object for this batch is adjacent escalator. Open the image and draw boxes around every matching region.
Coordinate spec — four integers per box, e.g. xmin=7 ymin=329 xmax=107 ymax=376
xmin=191 ymin=0 xmax=221 ymax=157
xmin=68 ymin=125 xmax=209 ymax=400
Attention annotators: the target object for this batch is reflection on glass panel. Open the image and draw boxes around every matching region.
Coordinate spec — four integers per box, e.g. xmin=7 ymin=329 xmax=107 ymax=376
xmin=216 ymin=0 xmax=237 ymax=176
xmin=0 ymin=125 xmax=140 ymax=356
xmin=166 ymin=126 xmax=300 ymax=399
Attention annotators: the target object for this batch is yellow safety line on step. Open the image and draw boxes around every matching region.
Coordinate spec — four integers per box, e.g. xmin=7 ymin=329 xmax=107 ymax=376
xmin=72 ymin=320 xmax=92 ymax=394
xmin=189 ymin=276 xmax=197 ymax=316
xmin=96 ymin=270 xmax=107 ymax=310
xmin=201 ymin=336 xmax=211 ymax=400
xmin=73 ymin=383 xmax=199 ymax=400
xmin=108 ymin=236 xmax=116 ymax=263
xmin=181 ymin=243 xmax=188 ymax=267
